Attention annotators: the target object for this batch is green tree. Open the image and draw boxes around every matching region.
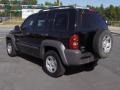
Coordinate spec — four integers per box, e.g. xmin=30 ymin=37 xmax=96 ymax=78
xmin=88 ymin=4 xmax=120 ymax=21
xmin=0 ymin=0 xmax=9 ymax=4
xmin=22 ymin=0 xmax=37 ymax=5
xmin=45 ymin=1 xmax=54 ymax=6
xmin=115 ymin=6 xmax=120 ymax=20
xmin=54 ymin=1 xmax=62 ymax=6
xmin=5 ymin=4 xmax=11 ymax=12
xmin=45 ymin=0 xmax=62 ymax=7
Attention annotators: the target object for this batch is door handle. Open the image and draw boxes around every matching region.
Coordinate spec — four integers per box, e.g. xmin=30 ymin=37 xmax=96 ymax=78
xmin=41 ymin=34 xmax=48 ymax=36
xmin=25 ymin=32 xmax=31 ymax=36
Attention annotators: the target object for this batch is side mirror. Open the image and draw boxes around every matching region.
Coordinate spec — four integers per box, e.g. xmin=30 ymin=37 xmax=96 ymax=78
xmin=14 ymin=25 xmax=21 ymax=33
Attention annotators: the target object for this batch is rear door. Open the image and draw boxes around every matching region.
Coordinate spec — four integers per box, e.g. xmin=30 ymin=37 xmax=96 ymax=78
xmin=28 ymin=12 xmax=49 ymax=57
xmin=48 ymin=10 xmax=70 ymax=46
xmin=33 ymin=11 xmax=49 ymax=39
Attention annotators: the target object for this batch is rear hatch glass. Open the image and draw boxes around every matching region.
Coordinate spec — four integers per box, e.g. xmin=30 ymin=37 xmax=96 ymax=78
xmin=79 ymin=11 xmax=108 ymax=31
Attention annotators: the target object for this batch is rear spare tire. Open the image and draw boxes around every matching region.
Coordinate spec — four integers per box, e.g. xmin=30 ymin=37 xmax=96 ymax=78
xmin=93 ymin=30 xmax=113 ymax=58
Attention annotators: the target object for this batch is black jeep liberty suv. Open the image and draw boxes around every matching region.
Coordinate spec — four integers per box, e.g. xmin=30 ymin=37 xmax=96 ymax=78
xmin=6 ymin=6 xmax=113 ymax=77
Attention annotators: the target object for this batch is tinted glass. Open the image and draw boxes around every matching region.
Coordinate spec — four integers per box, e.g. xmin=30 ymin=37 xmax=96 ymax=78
xmin=35 ymin=13 xmax=48 ymax=32
xmin=21 ymin=14 xmax=36 ymax=29
xmin=82 ymin=12 xmax=107 ymax=30
xmin=54 ymin=13 xmax=68 ymax=32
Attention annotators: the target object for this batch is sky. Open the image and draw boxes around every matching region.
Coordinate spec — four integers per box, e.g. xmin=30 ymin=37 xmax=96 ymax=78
xmin=38 ymin=0 xmax=120 ymax=7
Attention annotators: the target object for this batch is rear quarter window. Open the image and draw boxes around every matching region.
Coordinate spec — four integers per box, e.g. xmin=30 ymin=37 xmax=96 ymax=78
xmin=53 ymin=12 xmax=69 ymax=32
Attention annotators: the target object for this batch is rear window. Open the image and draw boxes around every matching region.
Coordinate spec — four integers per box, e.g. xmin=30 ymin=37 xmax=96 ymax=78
xmin=81 ymin=11 xmax=107 ymax=30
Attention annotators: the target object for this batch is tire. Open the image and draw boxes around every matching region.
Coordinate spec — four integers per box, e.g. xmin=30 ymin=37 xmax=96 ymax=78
xmin=6 ymin=40 xmax=17 ymax=57
xmin=93 ymin=30 xmax=113 ymax=58
xmin=43 ymin=50 xmax=65 ymax=77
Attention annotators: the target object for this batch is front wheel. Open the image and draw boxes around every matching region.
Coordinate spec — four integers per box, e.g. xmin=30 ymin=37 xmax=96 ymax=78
xmin=43 ymin=50 xmax=65 ymax=77
xmin=6 ymin=40 xmax=17 ymax=57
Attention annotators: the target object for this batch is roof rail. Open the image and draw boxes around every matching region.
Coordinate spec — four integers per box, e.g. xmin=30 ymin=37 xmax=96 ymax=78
xmin=47 ymin=6 xmax=75 ymax=9
xmin=39 ymin=5 xmax=89 ymax=12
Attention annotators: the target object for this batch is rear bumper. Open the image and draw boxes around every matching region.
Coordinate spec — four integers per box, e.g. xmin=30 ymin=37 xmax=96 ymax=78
xmin=64 ymin=49 xmax=96 ymax=66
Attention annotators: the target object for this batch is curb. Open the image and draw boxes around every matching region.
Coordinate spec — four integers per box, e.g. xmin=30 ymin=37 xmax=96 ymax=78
xmin=111 ymin=32 xmax=120 ymax=36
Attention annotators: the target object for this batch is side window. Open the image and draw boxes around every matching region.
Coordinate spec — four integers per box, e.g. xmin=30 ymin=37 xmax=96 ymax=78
xmin=36 ymin=13 xmax=47 ymax=32
xmin=54 ymin=13 xmax=68 ymax=32
xmin=21 ymin=15 xmax=36 ymax=29
xmin=37 ymin=20 xmax=45 ymax=28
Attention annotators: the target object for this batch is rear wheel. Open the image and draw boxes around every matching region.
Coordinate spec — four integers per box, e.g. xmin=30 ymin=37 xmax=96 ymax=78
xmin=93 ymin=30 xmax=113 ymax=58
xmin=7 ymin=40 xmax=17 ymax=57
xmin=43 ymin=50 xmax=65 ymax=77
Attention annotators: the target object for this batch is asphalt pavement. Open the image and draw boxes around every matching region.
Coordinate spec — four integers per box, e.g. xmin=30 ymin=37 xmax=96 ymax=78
xmin=0 ymin=26 xmax=120 ymax=90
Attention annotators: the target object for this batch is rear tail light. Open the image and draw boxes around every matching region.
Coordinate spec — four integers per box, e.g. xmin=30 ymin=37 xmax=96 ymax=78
xmin=69 ymin=34 xmax=80 ymax=50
